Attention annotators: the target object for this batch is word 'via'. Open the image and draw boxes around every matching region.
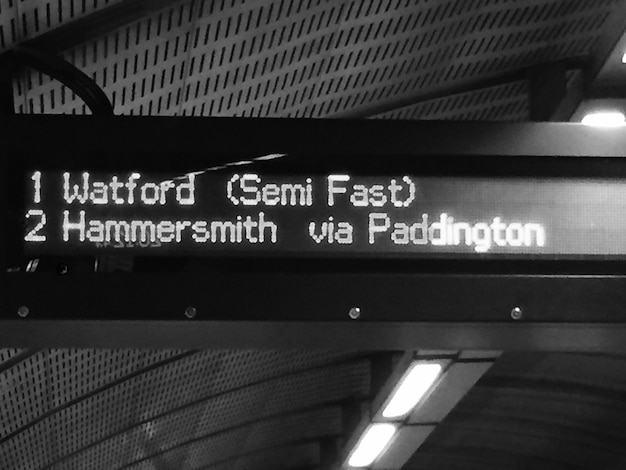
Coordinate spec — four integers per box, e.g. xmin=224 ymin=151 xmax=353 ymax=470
xmin=308 ymin=217 xmax=353 ymax=244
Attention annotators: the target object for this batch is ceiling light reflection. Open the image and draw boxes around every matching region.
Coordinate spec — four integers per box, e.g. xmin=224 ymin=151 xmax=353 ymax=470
xmin=382 ymin=362 xmax=442 ymax=419
xmin=347 ymin=423 xmax=397 ymax=467
xmin=581 ymin=111 xmax=626 ymax=127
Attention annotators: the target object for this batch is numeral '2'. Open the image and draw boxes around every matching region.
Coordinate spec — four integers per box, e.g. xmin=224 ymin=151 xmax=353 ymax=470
xmin=24 ymin=209 xmax=46 ymax=242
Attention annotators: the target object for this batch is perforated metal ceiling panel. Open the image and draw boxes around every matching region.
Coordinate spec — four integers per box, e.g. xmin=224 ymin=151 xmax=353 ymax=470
xmin=373 ymin=79 xmax=529 ymax=120
xmin=0 ymin=347 xmax=22 ymax=364
xmin=3 ymin=0 xmax=623 ymax=119
xmin=0 ymin=0 xmax=124 ymax=48
xmin=0 ymin=349 xmax=372 ymax=469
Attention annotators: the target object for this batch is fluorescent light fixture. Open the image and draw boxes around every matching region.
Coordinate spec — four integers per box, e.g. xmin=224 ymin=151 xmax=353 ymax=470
xmin=382 ymin=362 xmax=442 ymax=419
xmin=581 ymin=111 xmax=626 ymax=127
xmin=347 ymin=423 xmax=397 ymax=467
xmin=622 ymin=52 xmax=626 ymax=63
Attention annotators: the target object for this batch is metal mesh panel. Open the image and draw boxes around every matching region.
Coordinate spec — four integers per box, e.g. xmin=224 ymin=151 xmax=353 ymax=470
xmin=0 ymin=0 xmax=124 ymax=50
xmin=0 ymin=349 xmax=186 ymax=437
xmin=0 ymin=349 xmax=364 ymax=470
xmin=226 ymin=442 xmax=321 ymax=470
xmin=1 ymin=352 xmax=49 ymax=439
xmin=0 ymin=349 xmax=188 ymax=469
xmin=9 ymin=0 xmax=622 ymax=119
xmin=373 ymin=80 xmax=528 ymax=121
xmin=51 ymin=354 xmax=368 ymax=470
xmin=0 ymin=348 xmax=23 ymax=366
xmin=177 ymin=406 xmax=343 ymax=470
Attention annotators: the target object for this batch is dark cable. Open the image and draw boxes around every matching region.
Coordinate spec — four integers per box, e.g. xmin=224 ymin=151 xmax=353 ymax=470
xmin=0 ymin=45 xmax=114 ymax=116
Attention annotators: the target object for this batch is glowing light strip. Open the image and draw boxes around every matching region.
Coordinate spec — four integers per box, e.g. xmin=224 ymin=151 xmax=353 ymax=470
xmin=347 ymin=423 xmax=397 ymax=468
xmin=382 ymin=362 xmax=443 ymax=419
xmin=581 ymin=111 xmax=626 ymax=127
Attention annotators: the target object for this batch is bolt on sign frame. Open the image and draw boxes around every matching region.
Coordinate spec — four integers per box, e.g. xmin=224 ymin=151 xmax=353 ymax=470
xmin=2 ymin=115 xmax=626 ymax=351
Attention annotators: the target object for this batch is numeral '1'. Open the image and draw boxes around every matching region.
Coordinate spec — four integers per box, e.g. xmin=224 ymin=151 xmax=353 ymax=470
xmin=31 ymin=171 xmax=41 ymax=203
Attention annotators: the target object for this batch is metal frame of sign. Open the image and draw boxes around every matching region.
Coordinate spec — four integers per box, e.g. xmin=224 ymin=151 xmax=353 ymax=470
xmin=3 ymin=115 xmax=626 ymax=351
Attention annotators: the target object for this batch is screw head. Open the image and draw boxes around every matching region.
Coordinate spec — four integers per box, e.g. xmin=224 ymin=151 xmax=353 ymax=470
xmin=510 ymin=306 xmax=523 ymax=320
xmin=185 ymin=306 xmax=197 ymax=319
xmin=57 ymin=264 xmax=68 ymax=275
xmin=17 ymin=306 xmax=29 ymax=318
xmin=348 ymin=307 xmax=361 ymax=320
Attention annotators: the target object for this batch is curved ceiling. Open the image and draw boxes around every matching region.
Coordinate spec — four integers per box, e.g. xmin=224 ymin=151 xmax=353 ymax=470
xmin=2 ymin=0 xmax=625 ymax=120
xmin=408 ymin=353 xmax=626 ymax=470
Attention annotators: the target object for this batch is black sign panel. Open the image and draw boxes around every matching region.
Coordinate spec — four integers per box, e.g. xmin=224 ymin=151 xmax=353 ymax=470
xmin=5 ymin=116 xmax=626 ymax=339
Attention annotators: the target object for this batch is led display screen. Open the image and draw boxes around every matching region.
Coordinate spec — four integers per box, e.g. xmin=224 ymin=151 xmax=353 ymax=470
xmin=20 ymin=169 xmax=626 ymax=258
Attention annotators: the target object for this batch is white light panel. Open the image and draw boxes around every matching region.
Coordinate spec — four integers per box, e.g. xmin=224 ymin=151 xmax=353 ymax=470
xmin=581 ymin=111 xmax=626 ymax=127
xmin=372 ymin=425 xmax=436 ymax=469
xmin=347 ymin=423 xmax=397 ymax=468
xmin=382 ymin=362 xmax=442 ymax=419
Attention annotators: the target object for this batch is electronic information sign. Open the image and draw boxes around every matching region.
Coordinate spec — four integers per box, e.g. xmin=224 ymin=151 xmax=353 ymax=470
xmin=20 ymin=170 xmax=626 ymax=259
xmin=7 ymin=117 xmax=626 ymax=348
